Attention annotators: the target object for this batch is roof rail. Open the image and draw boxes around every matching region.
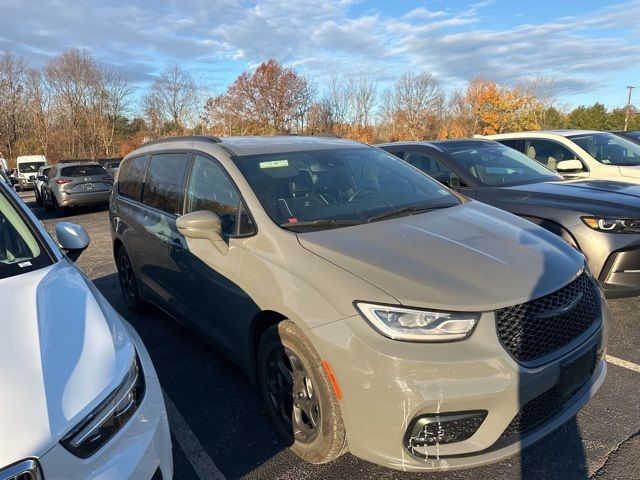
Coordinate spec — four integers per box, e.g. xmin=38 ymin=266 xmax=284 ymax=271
xmin=286 ymin=132 xmax=342 ymax=138
xmin=143 ymin=135 xmax=222 ymax=146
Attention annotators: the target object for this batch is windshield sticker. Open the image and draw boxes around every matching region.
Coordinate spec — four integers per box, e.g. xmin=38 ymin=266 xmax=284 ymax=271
xmin=438 ymin=189 xmax=450 ymax=195
xmin=18 ymin=261 xmax=32 ymax=268
xmin=259 ymin=160 xmax=289 ymax=169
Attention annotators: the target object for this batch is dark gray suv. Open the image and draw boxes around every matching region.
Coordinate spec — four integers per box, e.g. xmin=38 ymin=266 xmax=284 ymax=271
xmin=379 ymin=139 xmax=640 ymax=298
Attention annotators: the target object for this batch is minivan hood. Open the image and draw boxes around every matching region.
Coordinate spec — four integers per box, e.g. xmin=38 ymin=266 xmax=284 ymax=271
xmin=0 ymin=260 xmax=134 ymax=467
xmin=501 ymin=179 xmax=640 ymax=216
xmin=298 ymin=202 xmax=584 ymax=311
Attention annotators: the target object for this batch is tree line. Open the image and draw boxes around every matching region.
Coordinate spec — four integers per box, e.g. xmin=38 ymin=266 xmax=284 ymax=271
xmin=1 ymin=48 xmax=638 ymax=166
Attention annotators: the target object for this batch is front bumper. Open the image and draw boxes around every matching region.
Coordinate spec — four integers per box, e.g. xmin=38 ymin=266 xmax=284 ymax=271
xmin=18 ymin=178 xmax=36 ymax=189
xmin=56 ymin=189 xmax=111 ymax=208
xmin=309 ymin=299 xmax=609 ymax=472
xmin=38 ymin=323 xmax=173 ymax=479
xmin=569 ymin=223 xmax=640 ymax=298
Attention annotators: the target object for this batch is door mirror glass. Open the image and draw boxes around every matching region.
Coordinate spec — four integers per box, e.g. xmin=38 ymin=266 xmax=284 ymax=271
xmin=55 ymin=222 xmax=90 ymax=261
xmin=37 ymin=175 xmax=46 ymax=181
xmin=557 ymin=159 xmax=583 ymax=172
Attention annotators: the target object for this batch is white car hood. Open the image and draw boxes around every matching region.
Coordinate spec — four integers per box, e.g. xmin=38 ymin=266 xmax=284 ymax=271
xmin=0 ymin=260 xmax=134 ymax=466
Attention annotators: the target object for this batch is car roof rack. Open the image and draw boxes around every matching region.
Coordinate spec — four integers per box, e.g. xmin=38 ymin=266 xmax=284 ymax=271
xmin=285 ymin=132 xmax=342 ymax=138
xmin=143 ymin=135 xmax=222 ymax=146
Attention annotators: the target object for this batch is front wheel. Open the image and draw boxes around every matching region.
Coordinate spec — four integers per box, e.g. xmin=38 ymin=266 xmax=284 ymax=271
xmin=258 ymin=321 xmax=347 ymax=464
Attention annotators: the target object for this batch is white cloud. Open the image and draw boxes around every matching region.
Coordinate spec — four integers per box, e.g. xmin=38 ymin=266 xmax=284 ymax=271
xmin=1 ymin=0 xmax=639 ymax=100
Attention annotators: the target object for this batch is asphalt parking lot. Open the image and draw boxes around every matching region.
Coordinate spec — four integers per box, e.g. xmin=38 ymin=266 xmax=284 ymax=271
xmin=22 ymin=190 xmax=640 ymax=480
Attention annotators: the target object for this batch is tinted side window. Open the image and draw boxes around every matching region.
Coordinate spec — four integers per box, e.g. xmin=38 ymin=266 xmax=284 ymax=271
xmin=185 ymin=155 xmax=253 ymax=236
xmin=497 ymin=139 xmax=520 ymax=150
xmin=142 ymin=153 xmax=188 ymax=214
xmin=404 ymin=151 xmax=462 ymax=187
xmin=118 ymin=155 xmax=148 ymax=201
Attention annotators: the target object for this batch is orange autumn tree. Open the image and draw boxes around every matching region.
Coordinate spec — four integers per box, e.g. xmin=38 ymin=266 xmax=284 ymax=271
xmin=466 ymin=78 xmax=542 ymax=135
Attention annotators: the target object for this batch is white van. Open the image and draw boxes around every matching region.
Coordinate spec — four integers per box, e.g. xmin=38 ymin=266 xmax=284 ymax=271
xmin=16 ymin=154 xmax=47 ymax=190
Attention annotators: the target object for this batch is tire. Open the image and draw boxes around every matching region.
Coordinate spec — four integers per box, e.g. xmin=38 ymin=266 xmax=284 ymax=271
xmin=116 ymin=246 xmax=147 ymax=312
xmin=35 ymin=189 xmax=42 ymax=206
xmin=258 ymin=321 xmax=347 ymax=464
xmin=43 ymin=191 xmax=54 ymax=212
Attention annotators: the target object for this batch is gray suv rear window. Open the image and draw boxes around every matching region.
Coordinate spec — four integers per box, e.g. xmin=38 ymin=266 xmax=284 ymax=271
xmin=61 ymin=165 xmax=107 ymax=177
xmin=142 ymin=153 xmax=188 ymax=214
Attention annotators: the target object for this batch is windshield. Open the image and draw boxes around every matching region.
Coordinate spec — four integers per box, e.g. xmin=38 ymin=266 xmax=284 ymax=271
xmin=18 ymin=162 xmax=45 ymax=173
xmin=235 ymin=147 xmax=461 ymax=231
xmin=0 ymin=188 xmax=52 ymax=279
xmin=446 ymin=143 xmax=563 ymax=187
xmin=568 ymin=132 xmax=640 ymax=166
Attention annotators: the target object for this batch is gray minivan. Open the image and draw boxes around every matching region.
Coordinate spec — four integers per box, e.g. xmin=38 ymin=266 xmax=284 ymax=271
xmin=110 ymin=135 xmax=608 ymax=472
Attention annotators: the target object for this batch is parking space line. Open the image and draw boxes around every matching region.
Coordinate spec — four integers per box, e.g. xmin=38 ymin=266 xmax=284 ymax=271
xmin=163 ymin=390 xmax=226 ymax=480
xmin=606 ymin=355 xmax=640 ymax=373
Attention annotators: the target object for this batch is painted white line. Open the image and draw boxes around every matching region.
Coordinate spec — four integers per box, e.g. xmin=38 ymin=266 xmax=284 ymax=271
xmin=606 ymin=355 xmax=640 ymax=373
xmin=163 ymin=390 xmax=226 ymax=480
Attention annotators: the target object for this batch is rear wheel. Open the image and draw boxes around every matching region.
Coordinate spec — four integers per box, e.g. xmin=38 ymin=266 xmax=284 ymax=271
xmin=116 ymin=247 xmax=147 ymax=312
xmin=258 ymin=321 xmax=347 ymax=464
xmin=43 ymin=190 xmax=54 ymax=212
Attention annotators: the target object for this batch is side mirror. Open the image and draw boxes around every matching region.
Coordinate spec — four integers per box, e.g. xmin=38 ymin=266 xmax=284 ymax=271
xmin=557 ymin=159 xmax=583 ymax=172
xmin=176 ymin=210 xmax=228 ymax=255
xmin=37 ymin=175 xmax=46 ymax=181
xmin=55 ymin=222 xmax=90 ymax=262
xmin=28 ymin=175 xmax=36 ymax=181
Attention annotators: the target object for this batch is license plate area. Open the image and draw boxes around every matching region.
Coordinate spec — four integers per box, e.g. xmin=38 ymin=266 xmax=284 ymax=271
xmin=559 ymin=347 xmax=596 ymax=402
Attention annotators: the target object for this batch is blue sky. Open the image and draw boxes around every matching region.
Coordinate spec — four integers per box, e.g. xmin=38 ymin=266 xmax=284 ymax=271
xmin=1 ymin=0 xmax=639 ymax=111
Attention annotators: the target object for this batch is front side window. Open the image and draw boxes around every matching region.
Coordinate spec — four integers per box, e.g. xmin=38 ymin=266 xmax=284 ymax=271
xmin=0 ymin=189 xmax=52 ymax=279
xmin=568 ymin=132 xmax=640 ymax=166
xmin=445 ymin=143 xmax=562 ymax=187
xmin=118 ymin=155 xmax=148 ymax=201
xmin=235 ymin=147 xmax=461 ymax=231
xmin=142 ymin=153 xmax=188 ymax=214
xmin=522 ymin=139 xmax=580 ymax=171
xmin=403 ymin=151 xmax=462 ymax=187
xmin=185 ymin=155 xmax=253 ymax=236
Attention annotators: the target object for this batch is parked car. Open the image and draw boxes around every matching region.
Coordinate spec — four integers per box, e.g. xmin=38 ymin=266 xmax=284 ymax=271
xmin=483 ymin=130 xmax=640 ymax=183
xmin=111 ymin=135 xmax=608 ymax=472
xmin=610 ymin=130 xmax=640 ymax=144
xmin=0 ymin=181 xmax=172 ymax=479
xmin=34 ymin=165 xmax=52 ymax=205
xmin=42 ymin=162 xmax=113 ymax=214
xmin=16 ymin=154 xmax=47 ymax=191
xmin=379 ymin=139 xmax=640 ymax=298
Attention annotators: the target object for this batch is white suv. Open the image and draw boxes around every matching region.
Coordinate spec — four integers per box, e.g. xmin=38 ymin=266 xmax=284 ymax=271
xmin=484 ymin=130 xmax=640 ymax=183
xmin=0 ymin=182 xmax=172 ymax=479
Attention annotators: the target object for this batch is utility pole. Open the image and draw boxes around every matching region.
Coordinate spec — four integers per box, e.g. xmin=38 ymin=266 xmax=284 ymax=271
xmin=625 ymin=85 xmax=635 ymax=131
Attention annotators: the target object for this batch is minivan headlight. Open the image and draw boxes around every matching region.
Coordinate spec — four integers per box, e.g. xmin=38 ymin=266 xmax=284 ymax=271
xmin=61 ymin=355 xmax=145 ymax=458
xmin=582 ymin=216 xmax=640 ymax=233
xmin=355 ymin=302 xmax=480 ymax=342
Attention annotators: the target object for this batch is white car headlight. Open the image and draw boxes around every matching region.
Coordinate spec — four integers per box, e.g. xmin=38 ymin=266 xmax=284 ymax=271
xmin=61 ymin=355 xmax=144 ymax=458
xmin=355 ymin=302 xmax=480 ymax=342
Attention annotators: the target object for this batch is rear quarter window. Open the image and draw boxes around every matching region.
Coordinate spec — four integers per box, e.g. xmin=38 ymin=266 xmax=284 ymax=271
xmin=118 ymin=155 xmax=148 ymax=201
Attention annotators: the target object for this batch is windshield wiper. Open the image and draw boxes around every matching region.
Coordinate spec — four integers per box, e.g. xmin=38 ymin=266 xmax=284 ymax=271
xmin=280 ymin=219 xmax=363 ymax=230
xmin=367 ymin=202 xmax=456 ymax=223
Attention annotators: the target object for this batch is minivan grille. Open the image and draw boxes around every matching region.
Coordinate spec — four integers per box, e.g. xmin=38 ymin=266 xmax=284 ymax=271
xmin=495 ymin=272 xmax=599 ymax=363
xmin=0 ymin=460 xmax=42 ymax=480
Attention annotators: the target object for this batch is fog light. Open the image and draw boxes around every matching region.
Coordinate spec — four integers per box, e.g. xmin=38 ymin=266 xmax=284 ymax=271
xmin=404 ymin=411 xmax=487 ymax=457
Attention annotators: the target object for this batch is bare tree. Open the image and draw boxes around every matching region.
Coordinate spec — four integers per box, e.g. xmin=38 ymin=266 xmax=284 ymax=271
xmin=143 ymin=63 xmax=199 ymax=135
xmin=346 ymin=76 xmax=378 ymax=127
xmin=0 ymin=51 xmax=29 ymax=159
